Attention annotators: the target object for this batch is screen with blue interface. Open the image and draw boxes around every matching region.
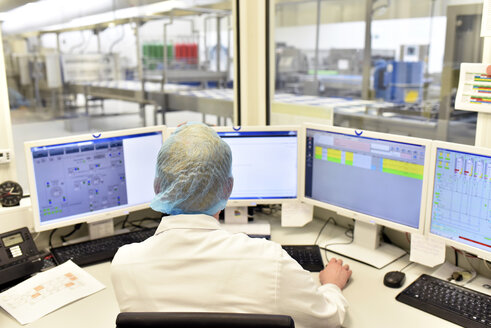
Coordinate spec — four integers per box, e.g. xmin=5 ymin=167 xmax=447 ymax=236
xmin=30 ymin=132 xmax=162 ymax=227
xmin=430 ymin=148 xmax=491 ymax=253
xmin=217 ymin=130 xmax=297 ymax=200
xmin=305 ymin=129 xmax=426 ymax=228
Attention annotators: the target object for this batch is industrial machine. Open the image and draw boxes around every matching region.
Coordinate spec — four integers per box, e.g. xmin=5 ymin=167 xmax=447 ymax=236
xmin=373 ymin=60 xmax=425 ymax=104
xmin=275 ymin=43 xmax=309 ymax=91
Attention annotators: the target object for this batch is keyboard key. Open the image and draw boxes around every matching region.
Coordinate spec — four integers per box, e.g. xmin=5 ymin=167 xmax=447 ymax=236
xmin=282 ymin=245 xmax=324 ymax=272
xmin=396 ymin=274 xmax=490 ymax=328
xmin=51 ymin=228 xmax=156 ymax=267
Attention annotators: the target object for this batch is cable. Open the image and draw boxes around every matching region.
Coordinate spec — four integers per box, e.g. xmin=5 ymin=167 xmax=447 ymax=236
xmin=32 ymin=231 xmax=42 ymax=242
xmin=60 ymin=223 xmax=83 ymax=242
xmin=121 ymin=214 xmax=130 ymax=229
xmin=318 ymin=246 xmax=330 ymax=262
xmin=109 ymin=25 xmax=125 ymax=53
xmin=314 ymin=217 xmax=336 ymax=245
xmin=80 ymin=32 xmax=93 ymax=54
xmin=451 ymin=247 xmax=477 ymax=258
xmin=323 ymin=225 xmax=354 ymax=248
xmin=399 ymin=261 xmax=415 ymax=272
xmin=319 ymin=226 xmax=354 ymax=262
xmin=261 ymin=204 xmax=281 ymax=215
xmin=451 ymin=247 xmax=485 ymax=273
xmin=483 ymin=259 xmax=491 ymax=272
xmin=128 ymin=217 xmax=161 ymax=229
xmin=461 ymin=251 xmax=476 ymax=272
xmin=69 ymin=31 xmax=86 ymax=53
xmin=381 ymin=227 xmax=396 ymax=246
xmin=323 ymin=239 xmax=354 ymax=248
xmin=48 ymin=228 xmax=57 ymax=249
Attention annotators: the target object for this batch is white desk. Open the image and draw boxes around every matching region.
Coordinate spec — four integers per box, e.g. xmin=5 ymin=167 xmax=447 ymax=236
xmin=0 ymin=262 xmax=120 ymax=328
xmin=0 ymin=217 xmax=484 ymax=328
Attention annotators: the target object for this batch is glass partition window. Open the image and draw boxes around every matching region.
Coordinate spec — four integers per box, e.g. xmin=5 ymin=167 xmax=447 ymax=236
xmin=272 ymin=0 xmax=482 ymax=145
xmin=6 ymin=0 xmax=234 ymax=128
xmin=3 ymin=0 xmax=234 ymax=193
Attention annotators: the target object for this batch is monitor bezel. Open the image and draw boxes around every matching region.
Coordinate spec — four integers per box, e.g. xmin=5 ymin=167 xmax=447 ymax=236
xmin=425 ymin=140 xmax=491 ymax=261
xmin=211 ymin=125 xmax=302 ymax=207
xmin=25 ymin=126 xmax=166 ymax=232
xmin=300 ymin=123 xmax=432 ymax=234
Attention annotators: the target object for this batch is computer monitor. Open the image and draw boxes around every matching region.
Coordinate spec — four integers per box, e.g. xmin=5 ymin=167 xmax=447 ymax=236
xmin=25 ymin=126 xmax=165 ymax=233
xmin=214 ymin=126 xmax=299 ymax=207
xmin=426 ymin=141 xmax=491 ymax=262
xmin=301 ymin=124 xmax=431 ymax=268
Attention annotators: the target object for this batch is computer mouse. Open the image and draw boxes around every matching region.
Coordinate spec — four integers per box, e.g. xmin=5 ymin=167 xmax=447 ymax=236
xmin=383 ymin=271 xmax=406 ymax=288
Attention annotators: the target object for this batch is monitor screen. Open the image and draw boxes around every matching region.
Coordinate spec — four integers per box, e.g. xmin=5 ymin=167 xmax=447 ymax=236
xmin=216 ymin=128 xmax=298 ymax=204
xmin=25 ymin=127 xmax=164 ymax=231
xmin=304 ymin=127 xmax=428 ymax=231
xmin=429 ymin=145 xmax=491 ymax=259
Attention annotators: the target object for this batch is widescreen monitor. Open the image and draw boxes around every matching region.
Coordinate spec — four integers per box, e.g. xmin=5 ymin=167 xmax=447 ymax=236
xmin=25 ymin=126 xmax=165 ymax=232
xmin=214 ymin=126 xmax=299 ymax=206
xmin=426 ymin=141 xmax=491 ymax=261
xmin=301 ymin=124 xmax=431 ymax=268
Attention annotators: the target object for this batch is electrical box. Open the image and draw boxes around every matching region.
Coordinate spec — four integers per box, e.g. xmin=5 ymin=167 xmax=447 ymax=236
xmin=0 ymin=149 xmax=12 ymax=164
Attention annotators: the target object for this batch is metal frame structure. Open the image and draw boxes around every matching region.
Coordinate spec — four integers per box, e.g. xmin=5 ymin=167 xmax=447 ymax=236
xmin=18 ymin=7 xmax=234 ymax=126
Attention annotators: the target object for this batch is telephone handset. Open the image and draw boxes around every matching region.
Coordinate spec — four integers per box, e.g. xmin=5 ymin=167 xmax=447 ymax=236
xmin=0 ymin=227 xmax=43 ymax=286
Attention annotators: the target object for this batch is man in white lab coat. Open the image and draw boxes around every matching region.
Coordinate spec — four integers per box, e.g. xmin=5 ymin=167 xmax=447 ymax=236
xmin=111 ymin=123 xmax=352 ymax=328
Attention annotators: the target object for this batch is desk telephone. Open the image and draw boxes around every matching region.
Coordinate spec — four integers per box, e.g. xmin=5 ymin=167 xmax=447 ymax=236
xmin=0 ymin=227 xmax=43 ymax=286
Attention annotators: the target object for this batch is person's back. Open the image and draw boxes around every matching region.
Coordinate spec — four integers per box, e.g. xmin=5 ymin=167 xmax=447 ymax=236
xmin=111 ymin=123 xmax=352 ymax=328
xmin=112 ymin=218 xmax=280 ymax=312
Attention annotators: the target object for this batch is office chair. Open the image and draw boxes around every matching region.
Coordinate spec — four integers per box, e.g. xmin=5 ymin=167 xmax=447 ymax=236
xmin=115 ymin=312 xmax=295 ymax=328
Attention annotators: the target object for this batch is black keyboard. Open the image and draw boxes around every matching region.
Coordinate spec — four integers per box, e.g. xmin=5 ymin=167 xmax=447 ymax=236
xmin=396 ymin=274 xmax=490 ymax=328
xmin=51 ymin=228 xmax=157 ymax=267
xmin=282 ymin=245 xmax=324 ymax=272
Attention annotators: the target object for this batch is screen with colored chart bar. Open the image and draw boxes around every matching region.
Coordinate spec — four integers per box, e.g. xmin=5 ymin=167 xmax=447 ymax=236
xmin=304 ymin=129 xmax=426 ymax=228
xmin=430 ymin=148 xmax=491 ymax=254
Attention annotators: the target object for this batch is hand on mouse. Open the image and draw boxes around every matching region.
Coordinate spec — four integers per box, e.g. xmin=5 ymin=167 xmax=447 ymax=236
xmin=319 ymin=258 xmax=352 ymax=290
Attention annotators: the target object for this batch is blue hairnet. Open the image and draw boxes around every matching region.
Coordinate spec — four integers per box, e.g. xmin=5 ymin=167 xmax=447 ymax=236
xmin=150 ymin=123 xmax=233 ymax=216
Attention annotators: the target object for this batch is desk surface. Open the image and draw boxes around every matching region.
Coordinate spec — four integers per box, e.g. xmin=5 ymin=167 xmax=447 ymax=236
xmin=0 ymin=217 xmax=483 ymax=328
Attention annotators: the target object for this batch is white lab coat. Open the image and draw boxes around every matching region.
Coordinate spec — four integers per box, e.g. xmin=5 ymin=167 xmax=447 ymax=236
xmin=111 ymin=214 xmax=349 ymax=328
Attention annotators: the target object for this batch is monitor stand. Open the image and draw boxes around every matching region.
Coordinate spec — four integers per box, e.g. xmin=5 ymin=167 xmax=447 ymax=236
xmin=61 ymin=218 xmax=116 ymax=246
xmin=224 ymin=206 xmax=248 ymax=224
xmin=324 ymin=220 xmax=406 ymax=269
xmin=221 ymin=206 xmax=271 ymax=238
xmin=87 ymin=218 xmax=115 ymax=240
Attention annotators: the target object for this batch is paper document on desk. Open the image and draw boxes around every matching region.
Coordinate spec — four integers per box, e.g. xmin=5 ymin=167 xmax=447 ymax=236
xmin=0 ymin=260 xmax=105 ymax=325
